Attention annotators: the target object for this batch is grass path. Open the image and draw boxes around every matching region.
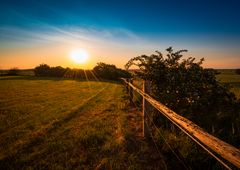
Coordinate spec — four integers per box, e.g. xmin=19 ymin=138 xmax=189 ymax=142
xmin=0 ymin=77 xmax=166 ymax=170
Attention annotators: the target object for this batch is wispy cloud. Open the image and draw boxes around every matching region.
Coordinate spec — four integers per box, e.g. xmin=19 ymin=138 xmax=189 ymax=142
xmin=0 ymin=24 xmax=149 ymax=49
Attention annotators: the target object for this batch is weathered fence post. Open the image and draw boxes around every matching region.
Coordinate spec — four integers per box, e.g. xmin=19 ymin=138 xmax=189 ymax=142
xmin=122 ymin=78 xmax=240 ymax=168
xmin=129 ymin=79 xmax=133 ymax=105
xmin=125 ymin=78 xmax=129 ymax=94
xmin=143 ymin=80 xmax=150 ymax=139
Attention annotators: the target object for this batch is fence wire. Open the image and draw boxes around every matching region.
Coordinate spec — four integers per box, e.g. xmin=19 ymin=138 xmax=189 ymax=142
xmin=123 ymin=78 xmax=238 ymax=170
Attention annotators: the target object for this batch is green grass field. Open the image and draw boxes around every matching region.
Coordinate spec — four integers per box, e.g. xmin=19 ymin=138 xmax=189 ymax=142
xmin=0 ymin=76 xmax=165 ymax=170
xmin=2 ymin=70 xmax=238 ymax=169
xmin=216 ymin=70 xmax=240 ymax=99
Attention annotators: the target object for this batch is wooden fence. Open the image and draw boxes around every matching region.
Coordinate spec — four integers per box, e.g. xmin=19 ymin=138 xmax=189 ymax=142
xmin=122 ymin=78 xmax=240 ymax=169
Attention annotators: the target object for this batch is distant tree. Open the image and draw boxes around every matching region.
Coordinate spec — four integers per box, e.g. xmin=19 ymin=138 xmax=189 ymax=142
xmin=236 ymin=68 xmax=240 ymax=75
xmin=93 ymin=62 xmax=131 ymax=80
xmin=34 ymin=64 xmax=51 ymax=76
xmin=49 ymin=66 xmax=66 ymax=77
xmin=7 ymin=67 xmax=20 ymax=76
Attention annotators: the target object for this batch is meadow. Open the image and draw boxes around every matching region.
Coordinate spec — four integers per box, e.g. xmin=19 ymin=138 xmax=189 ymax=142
xmin=216 ymin=69 xmax=240 ymax=99
xmin=0 ymin=68 xmax=239 ymax=169
xmin=0 ymin=76 xmax=165 ymax=170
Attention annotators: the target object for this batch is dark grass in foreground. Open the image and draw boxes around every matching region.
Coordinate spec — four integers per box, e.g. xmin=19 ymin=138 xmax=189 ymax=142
xmin=0 ymin=77 xmax=166 ymax=170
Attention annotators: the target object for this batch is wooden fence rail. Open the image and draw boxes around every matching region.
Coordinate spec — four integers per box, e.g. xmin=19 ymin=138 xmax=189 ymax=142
xmin=122 ymin=78 xmax=240 ymax=169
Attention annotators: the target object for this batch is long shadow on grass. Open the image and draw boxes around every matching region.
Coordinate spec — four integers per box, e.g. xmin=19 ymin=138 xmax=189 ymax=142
xmin=0 ymin=75 xmax=122 ymax=84
xmin=0 ymin=85 xmax=112 ymax=169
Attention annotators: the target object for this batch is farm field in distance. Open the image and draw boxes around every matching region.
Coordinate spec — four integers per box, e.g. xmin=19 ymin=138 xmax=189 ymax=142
xmin=216 ymin=69 xmax=240 ymax=99
xmin=0 ymin=76 xmax=165 ymax=170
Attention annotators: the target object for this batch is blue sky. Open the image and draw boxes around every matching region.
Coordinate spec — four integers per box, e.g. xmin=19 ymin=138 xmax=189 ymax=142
xmin=0 ymin=0 xmax=240 ymax=69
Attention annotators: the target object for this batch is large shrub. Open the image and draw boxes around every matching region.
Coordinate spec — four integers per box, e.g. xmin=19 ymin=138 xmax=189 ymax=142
xmin=126 ymin=47 xmax=240 ymax=168
xmin=125 ymin=47 xmax=240 ymax=145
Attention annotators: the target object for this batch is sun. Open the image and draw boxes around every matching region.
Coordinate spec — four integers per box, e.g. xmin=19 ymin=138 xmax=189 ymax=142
xmin=70 ymin=49 xmax=88 ymax=64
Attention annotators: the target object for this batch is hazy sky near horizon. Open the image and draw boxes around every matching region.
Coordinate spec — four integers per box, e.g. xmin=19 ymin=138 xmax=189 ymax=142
xmin=0 ymin=0 xmax=240 ymax=69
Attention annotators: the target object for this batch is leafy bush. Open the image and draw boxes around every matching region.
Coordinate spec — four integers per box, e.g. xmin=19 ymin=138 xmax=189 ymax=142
xmin=126 ymin=47 xmax=240 ymax=168
xmin=126 ymin=47 xmax=240 ymax=145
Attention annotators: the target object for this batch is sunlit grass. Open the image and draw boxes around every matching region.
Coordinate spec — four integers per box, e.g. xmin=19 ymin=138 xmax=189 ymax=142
xmin=216 ymin=71 xmax=240 ymax=99
xmin=231 ymin=87 xmax=240 ymax=99
xmin=216 ymin=74 xmax=240 ymax=83
xmin=0 ymin=77 xmax=119 ymax=168
xmin=0 ymin=76 xmax=164 ymax=169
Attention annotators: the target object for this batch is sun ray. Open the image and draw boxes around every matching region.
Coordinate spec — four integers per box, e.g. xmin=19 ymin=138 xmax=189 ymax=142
xmin=90 ymin=70 xmax=100 ymax=82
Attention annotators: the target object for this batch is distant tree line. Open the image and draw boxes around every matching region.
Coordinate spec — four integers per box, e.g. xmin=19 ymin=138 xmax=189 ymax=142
xmin=7 ymin=67 xmax=20 ymax=76
xmin=34 ymin=63 xmax=131 ymax=80
xmin=0 ymin=68 xmax=33 ymax=76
